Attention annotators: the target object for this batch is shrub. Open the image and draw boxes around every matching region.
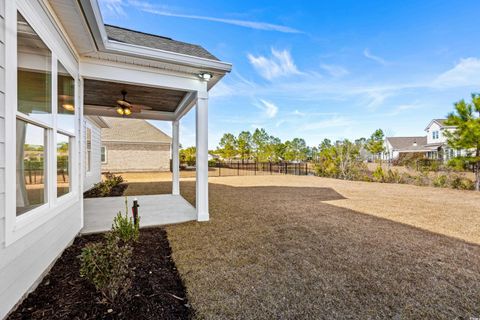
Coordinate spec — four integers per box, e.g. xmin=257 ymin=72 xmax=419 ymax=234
xmin=80 ymin=233 xmax=132 ymax=301
xmin=386 ymin=169 xmax=404 ymax=184
xmin=85 ymin=173 xmax=125 ymax=197
xmin=372 ymin=166 xmax=386 ymax=182
xmin=433 ymin=174 xmax=448 ymax=188
xmin=112 ymin=197 xmax=140 ymax=243
xmin=104 ymin=172 xmax=124 ymax=186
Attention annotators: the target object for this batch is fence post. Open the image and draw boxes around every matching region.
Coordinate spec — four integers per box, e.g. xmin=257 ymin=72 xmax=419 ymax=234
xmin=305 ymin=163 xmax=308 ymax=175
xmin=219 ymin=163 xmax=221 ymax=177
xmin=284 ymin=162 xmax=287 ymax=175
xmin=254 ymin=161 xmax=257 ymax=175
xmin=237 ymin=162 xmax=240 ymax=176
xmin=270 ymin=162 xmax=272 ymax=175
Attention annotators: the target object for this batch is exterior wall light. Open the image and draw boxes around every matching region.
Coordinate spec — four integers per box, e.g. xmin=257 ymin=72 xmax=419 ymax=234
xmin=198 ymin=72 xmax=213 ymax=81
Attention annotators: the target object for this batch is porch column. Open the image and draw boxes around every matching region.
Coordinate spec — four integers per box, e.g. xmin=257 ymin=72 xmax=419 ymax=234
xmin=172 ymin=120 xmax=180 ymax=195
xmin=195 ymin=93 xmax=209 ymax=221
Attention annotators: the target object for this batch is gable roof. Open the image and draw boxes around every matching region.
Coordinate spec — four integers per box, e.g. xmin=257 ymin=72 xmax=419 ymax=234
xmin=425 ymin=118 xmax=456 ymax=131
xmin=105 ymin=25 xmax=219 ymax=61
xmin=101 ymin=117 xmax=171 ymax=144
xmin=386 ymin=136 xmax=427 ymax=150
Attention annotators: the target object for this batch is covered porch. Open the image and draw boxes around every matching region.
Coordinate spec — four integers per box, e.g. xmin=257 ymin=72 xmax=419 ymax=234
xmin=79 ymin=56 xmax=228 ymax=231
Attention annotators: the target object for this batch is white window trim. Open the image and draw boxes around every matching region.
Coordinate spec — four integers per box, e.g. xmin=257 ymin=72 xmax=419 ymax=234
xmin=4 ymin=1 xmax=80 ymax=246
xmin=101 ymin=145 xmax=107 ymax=164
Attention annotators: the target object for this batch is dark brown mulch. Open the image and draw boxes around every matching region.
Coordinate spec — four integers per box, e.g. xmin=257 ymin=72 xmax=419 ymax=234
xmin=83 ymin=183 xmax=128 ymax=198
xmin=8 ymin=228 xmax=192 ymax=320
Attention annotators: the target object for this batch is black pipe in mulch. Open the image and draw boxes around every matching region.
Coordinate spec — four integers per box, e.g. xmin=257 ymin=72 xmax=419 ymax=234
xmin=8 ymin=228 xmax=192 ymax=320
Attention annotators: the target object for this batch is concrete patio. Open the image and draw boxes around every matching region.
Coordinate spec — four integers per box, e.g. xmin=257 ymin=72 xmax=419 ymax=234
xmin=82 ymin=194 xmax=196 ymax=234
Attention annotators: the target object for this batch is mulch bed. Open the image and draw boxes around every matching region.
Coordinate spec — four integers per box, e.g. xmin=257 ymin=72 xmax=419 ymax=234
xmin=8 ymin=228 xmax=192 ymax=320
xmin=83 ymin=183 xmax=128 ymax=198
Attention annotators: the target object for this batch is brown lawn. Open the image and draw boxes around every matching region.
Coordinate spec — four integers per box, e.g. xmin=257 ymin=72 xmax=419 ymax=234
xmin=125 ymin=175 xmax=480 ymax=319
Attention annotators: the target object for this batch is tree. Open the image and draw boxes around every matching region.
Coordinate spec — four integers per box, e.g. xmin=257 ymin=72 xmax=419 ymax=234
xmin=284 ymin=138 xmax=308 ymax=162
xmin=366 ymin=129 xmax=385 ymax=161
xmin=237 ymin=131 xmax=252 ymax=163
xmin=444 ymin=93 xmax=480 ymax=191
xmin=252 ymin=128 xmax=271 ymax=161
xmin=180 ymin=146 xmax=196 ymax=166
xmin=319 ymin=138 xmax=332 ymax=151
xmin=270 ymin=137 xmax=285 ymax=162
xmin=218 ymin=133 xmax=237 ymax=160
xmin=315 ymin=139 xmax=363 ymax=180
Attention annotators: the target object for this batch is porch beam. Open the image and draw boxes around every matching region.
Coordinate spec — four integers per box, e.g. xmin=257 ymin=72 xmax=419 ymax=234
xmin=195 ymin=93 xmax=209 ymax=221
xmin=79 ymin=60 xmax=206 ymax=92
xmin=172 ymin=120 xmax=180 ymax=196
xmin=84 ymin=105 xmax=175 ymax=121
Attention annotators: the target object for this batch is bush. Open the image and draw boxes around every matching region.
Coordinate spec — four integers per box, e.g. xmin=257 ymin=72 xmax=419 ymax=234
xmin=372 ymin=166 xmax=386 ymax=182
xmin=433 ymin=174 xmax=448 ymax=188
xmin=80 ymin=233 xmax=132 ymax=301
xmin=85 ymin=173 xmax=125 ymax=197
xmin=112 ymin=198 xmax=140 ymax=243
xmin=386 ymin=169 xmax=404 ymax=184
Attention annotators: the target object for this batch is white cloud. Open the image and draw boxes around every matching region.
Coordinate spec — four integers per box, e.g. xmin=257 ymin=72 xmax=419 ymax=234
xmin=99 ymin=0 xmax=126 ymax=17
xmin=256 ymin=99 xmax=279 ymax=118
xmin=433 ymin=57 xmax=480 ymax=88
xmin=300 ymin=116 xmax=352 ymax=131
xmin=363 ymin=48 xmax=388 ymax=65
xmin=133 ymin=2 xmax=301 ymax=33
xmin=320 ymin=64 xmax=349 ymax=77
xmin=248 ymin=48 xmax=303 ymax=80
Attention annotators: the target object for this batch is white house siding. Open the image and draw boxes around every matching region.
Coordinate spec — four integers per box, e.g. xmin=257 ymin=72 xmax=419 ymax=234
xmin=83 ymin=118 xmax=102 ymax=191
xmin=0 ymin=2 xmax=82 ymax=318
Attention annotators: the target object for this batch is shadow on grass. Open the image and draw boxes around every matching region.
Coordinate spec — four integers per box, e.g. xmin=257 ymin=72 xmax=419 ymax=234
xmin=133 ymin=180 xmax=480 ymax=319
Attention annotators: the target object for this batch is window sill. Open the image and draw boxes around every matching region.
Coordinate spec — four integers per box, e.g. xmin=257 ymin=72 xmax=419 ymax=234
xmin=6 ymin=192 xmax=79 ymax=246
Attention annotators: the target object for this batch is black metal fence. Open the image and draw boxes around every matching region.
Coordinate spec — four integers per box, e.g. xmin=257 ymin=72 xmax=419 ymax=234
xmin=206 ymin=161 xmax=315 ymax=177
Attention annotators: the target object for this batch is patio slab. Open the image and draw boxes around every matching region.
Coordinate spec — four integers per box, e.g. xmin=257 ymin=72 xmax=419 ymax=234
xmin=82 ymin=194 xmax=196 ymax=234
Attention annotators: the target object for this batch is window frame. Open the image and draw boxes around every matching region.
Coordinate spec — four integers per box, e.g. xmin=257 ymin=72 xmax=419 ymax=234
xmin=101 ymin=146 xmax=107 ymax=164
xmin=85 ymin=125 xmax=92 ymax=174
xmin=4 ymin=1 xmax=80 ymax=245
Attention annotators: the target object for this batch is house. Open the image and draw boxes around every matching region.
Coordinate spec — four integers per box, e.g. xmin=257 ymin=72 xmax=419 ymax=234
xmin=0 ymin=0 xmax=231 ymax=318
xmin=101 ymin=117 xmax=172 ymax=173
xmin=383 ymin=136 xmax=428 ymax=162
xmin=383 ymin=118 xmax=464 ymax=162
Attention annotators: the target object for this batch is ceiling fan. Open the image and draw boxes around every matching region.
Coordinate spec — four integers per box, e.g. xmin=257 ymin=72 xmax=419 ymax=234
xmin=114 ymin=90 xmax=152 ymax=116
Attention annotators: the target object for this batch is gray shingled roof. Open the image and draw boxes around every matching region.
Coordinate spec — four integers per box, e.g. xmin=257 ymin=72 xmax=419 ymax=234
xmin=386 ymin=136 xmax=427 ymax=150
xmin=105 ymin=25 xmax=219 ymax=61
xmin=101 ymin=117 xmax=171 ymax=144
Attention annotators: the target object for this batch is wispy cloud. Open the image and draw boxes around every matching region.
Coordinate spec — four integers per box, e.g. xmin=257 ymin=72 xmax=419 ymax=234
xmin=256 ymin=99 xmax=279 ymax=118
xmin=300 ymin=116 xmax=353 ymax=131
xmin=131 ymin=0 xmax=301 ymax=33
xmin=363 ymin=48 xmax=388 ymax=65
xmin=99 ymin=0 xmax=126 ymax=17
xmin=432 ymin=57 xmax=480 ymax=88
xmin=248 ymin=48 xmax=303 ymax=80
xmin=320 ymin=64 xmax=349 ymax=77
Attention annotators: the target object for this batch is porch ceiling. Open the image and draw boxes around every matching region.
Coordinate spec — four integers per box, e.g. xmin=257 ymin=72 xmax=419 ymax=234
xmin=83 ymin=79 xmax=189 ymax=117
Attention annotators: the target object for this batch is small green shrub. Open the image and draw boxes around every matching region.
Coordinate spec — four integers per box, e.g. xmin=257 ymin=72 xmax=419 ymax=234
xmin=433 ymin=174 xmax=448 ymax=188
xmin=385 ymin=169 xmax=404 ymax=184
xmin=80 ymin=233 xmax=132 ymax=301
xmin=112 ymin=198 xmax=140 ymax=243
xmin=372 ymin=166 xmax=386 ymax=182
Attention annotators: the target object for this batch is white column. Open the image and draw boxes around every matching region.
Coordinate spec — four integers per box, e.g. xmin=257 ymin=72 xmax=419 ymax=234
xmin=195 ymin=93 xmax=209 ymax=221
xmin=172 ymin=120 xmax=180 ymax=195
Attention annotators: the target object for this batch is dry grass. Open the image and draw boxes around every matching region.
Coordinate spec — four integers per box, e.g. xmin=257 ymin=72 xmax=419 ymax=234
xmin=125 ymin=176 xmax=480 ymax=319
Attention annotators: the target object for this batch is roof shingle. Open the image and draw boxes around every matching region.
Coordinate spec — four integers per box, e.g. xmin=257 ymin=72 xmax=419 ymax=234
xmin=105 ymin=25 xmax=219 ymax=61
xmin=386 ymin=136 xmax=427 ymax=150
xmin=101 ymin=117 xmax=171 ymax=144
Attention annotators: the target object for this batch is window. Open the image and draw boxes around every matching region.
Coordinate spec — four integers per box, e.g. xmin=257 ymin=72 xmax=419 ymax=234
xmin=101 ymin=146 xmax=107 ymax=164
xmin=86 ymin=127 xmax=92 ymax=172
xmin=432 ymin=131 xmax=440 ymax=140
xmin=57 ymin=62 xmax=75 ymax=133
xmin=16 ymin=120 xmax=47 ymax=216
xmin=57 ymin=133 xmax=71 ymax=197
xmin=16 ymin=13 xmax=52 ymax=216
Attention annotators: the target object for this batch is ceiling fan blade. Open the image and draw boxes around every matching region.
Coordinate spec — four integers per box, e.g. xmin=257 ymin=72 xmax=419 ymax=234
xmin=131 ymin=104 xmax=152 ymax=110
xmin=117 ymin=99 xmax=132 ymax=108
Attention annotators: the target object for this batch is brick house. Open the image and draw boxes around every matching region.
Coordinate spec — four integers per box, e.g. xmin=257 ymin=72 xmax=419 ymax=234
xmin=100 ymin=117 xmax=172 ymax=172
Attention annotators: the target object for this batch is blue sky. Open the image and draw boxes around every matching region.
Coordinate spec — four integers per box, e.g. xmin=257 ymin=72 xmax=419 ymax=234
xmin=98 ymin=0 xmax=480 ymax=148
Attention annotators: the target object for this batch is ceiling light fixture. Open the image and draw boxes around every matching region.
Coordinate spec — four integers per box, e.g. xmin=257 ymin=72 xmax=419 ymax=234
xmin=198 ymin=72 xmax=213 ymax=81
xmin=123 ymin=107 xmax=132 ymax=116
xmin=116 ymin=106 xmax=125 ymax=115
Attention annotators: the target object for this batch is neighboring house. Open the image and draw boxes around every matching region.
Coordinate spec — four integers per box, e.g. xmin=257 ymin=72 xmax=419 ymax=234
xmin=0 ymin=1 xmax=231 ymax=318
xmin=84 ymin=116 xmax=109 ymax=191
xmin=383 ymin=136 xmax=428 ymax=162
xmin=101 ymin=117 xmax=172 ymax=172
xmin=383 ymin=118 xmax=465 ymax=162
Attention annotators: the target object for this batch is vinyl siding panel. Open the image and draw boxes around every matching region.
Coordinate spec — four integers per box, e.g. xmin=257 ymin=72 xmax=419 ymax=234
xmin=83 ymin=119 xmax=102 ymax=191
